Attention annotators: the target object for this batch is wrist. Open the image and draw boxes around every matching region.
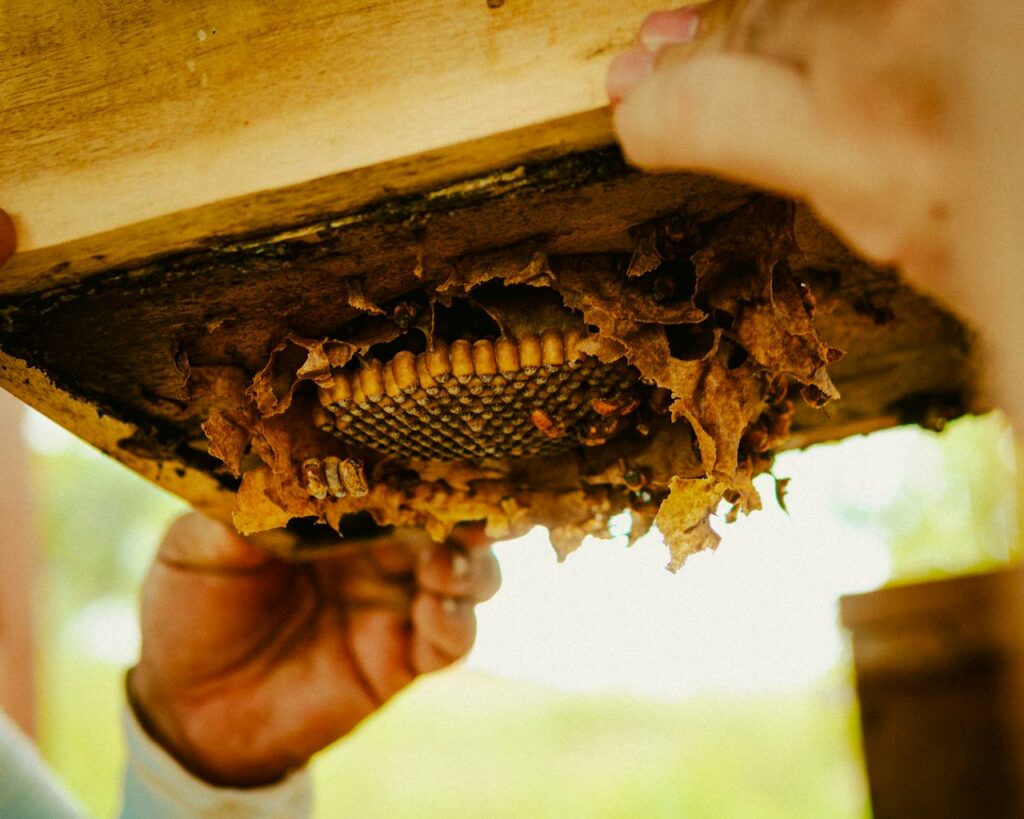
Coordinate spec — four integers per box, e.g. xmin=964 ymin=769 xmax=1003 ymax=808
xmin=126 ymin=665 xmax=298 ymax=788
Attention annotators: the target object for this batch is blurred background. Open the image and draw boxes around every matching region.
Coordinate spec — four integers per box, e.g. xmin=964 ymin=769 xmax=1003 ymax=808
xmin=7 ymin=395 xmax=1023 ymax=817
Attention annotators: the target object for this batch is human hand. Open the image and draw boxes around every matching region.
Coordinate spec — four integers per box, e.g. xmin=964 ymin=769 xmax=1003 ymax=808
xmin=128 ymin=512 xmax=500 ymax=787
xmin=607 ymin=1 xmax=1024 ymax=429
xmin=608 ymin=1 xmax=956 ymax=281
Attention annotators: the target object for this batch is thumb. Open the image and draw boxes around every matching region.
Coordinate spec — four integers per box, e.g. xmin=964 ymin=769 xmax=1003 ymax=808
xmin=140 ymin=512 xmax=296 ymax=684
xmin=158 ymin=511 xmax=274 ymax=571
xmin=614 ymin=51 xmax=828 ymax=199
xmin=613 ymin=50 xmax=933 ymax=265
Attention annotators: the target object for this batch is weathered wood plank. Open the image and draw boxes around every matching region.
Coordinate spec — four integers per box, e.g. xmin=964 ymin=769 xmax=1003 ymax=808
xmin=0 ymin=139 xmax=980 ymax=537
xmin=1 ymin=0 xmax=665 ymax=256
xmin=0 ymin=109 xmax=615 ymax=298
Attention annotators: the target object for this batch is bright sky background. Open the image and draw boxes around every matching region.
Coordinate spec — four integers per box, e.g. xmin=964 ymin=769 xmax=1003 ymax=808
xmin=467 ymin=430 xmax=948 ymax=699
xmin=23 ymin=410 xmax=947 ymax=699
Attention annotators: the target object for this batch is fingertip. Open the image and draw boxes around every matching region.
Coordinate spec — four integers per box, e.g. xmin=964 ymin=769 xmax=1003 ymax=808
xmin=417 ymin=541 xmax=501 ymax=602
xmin=638 ymin=8 xmax=701 ymax=52
xmin=474 ymin=551 xmax=501 ymax=603
xmin=451 ymin=551 xmax=471 ymax=581
xmin=411 ymin=592 xmax=476 ymax=659
xmin=416 ymin=542 xmax=460 ymax=591
xmin=441 ymin=595 xmax=460 ymax=617
xmin=612 ymin=78 xmax=671 ymax=170
xmin=0 ymin=209 xmax=17 ymax=269
xmin=615 ymin=50 xmax=822 ymax=190
xmin=612 ymin=51 xmax=689 ymax=170
xmin=369 ymin=537 xmax=418 ymax=576
xmin=607 ymin=48 xmax=655 ymax=106
xmin=159 ymin=511 xmax=274 ymax=569
xmin=447 ymin=522 xmax=492 ymax=551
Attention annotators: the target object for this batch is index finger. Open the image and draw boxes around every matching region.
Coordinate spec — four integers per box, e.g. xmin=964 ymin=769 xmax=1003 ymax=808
xmin=0 ymin=210 xmax=16 ymax=268
xmin=417 ymin=540 xmax=501 ymax=603
xmin=447 ymin=522 xmax=493 ymax=551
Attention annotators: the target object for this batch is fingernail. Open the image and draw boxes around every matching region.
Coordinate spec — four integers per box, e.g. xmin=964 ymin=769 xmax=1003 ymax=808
xmin=606 ymin=49 xmax=655 ymax=105
xmin=639 ymin=9 xmax=700 ymax=51
xmin=451 ymin=552 xmax=470 ymax=579
xmin=442 ymin=597 xmax=459 ymax=616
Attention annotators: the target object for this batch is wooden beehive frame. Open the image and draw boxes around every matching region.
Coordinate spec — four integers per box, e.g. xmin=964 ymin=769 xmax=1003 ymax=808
xmin=0 ymin=1 xmax=981 ymax=550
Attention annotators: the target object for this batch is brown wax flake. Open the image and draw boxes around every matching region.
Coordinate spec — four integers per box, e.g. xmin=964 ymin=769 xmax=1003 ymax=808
xmin=723 ymin=465 xmax=763 ymax=525
xmin=730 ymin=273 xmax=841 ymax=397
xmin=204 ymin=195 xmax=844 ymax=570
xmin=319 ymin=476 xmax=533 ymax=546
xmin=249 ymin=335 xmax=345 ymax=416
xmin=655 ymin=477 xmax=723 ymax=572
xmin=774 ymin=475 xmax=792 ymax=514
xmin=577 ymin=334 xmax=628 ymax=364
xmin=409 ymin=460 xmax=510 ymax=491
xmin=436 ymin=246 xmax=551 ymax=298
xmin=625 ymin=222 xmax=663 ymax=279
xmin=233 ymin=466 xmax=296 ymax=535
xmin=470 ymin=284 xmax=582 ymax=339
xmin=550 ymin=255 xmax=706 ymax=327
xmin=202 ymin=409 xmax=252 ymax=477
xmin=529 ymin=488 xmax=618 ymax=562
xmin=665 ymin=354 xmax=767 ymax=481
xmin=346 ymin=278 xmax=385 ymax=315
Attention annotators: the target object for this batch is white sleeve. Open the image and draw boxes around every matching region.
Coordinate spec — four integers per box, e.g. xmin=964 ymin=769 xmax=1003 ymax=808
xmin=0 ymin=709 xmax=85 ymax=819
xmin=120 ymin=704 xmax=313 ymax=819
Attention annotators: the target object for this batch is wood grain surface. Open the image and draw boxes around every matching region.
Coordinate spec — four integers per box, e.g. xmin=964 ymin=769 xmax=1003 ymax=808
xmin=1 ymin=0 xmax=665 ymax=255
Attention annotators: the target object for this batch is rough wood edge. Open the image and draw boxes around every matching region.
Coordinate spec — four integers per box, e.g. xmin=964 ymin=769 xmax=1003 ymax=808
xmin=1 ymin=108 xmax=615 ymax=298
xmin=0 ymin=350 xmax=296 ymax=553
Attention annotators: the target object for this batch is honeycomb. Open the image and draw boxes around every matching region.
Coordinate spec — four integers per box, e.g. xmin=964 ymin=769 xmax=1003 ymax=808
xmin=204 ymin=200 xmax=843 ymax=568
xmin=311 ymin=330 xmax=637 ymax=467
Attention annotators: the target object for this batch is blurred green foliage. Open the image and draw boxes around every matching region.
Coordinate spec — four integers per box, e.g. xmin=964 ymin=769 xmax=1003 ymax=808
xmin=37 ymin=654 xmax=869 ymax=819
xmin=28 ymin=440 xmax=184 ymax=818
xmin=839 ymin=413 xmax=1022 ymax=582
xmin=24 ymin=410 xmax=1020 ymax=817
xmin=312 ymin=671 xmax=868 ymax=819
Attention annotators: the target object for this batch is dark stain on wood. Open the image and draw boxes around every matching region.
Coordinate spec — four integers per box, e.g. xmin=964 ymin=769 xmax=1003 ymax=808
xmin=0 ymin=144 xmax=980 ymax=476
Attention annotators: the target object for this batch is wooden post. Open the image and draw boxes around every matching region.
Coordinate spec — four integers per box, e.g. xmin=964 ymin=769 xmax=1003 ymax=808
xmin=0 ymin=390 xmax=39 ymax=737
xmin=841 ymin=568 xmax=1024 ymax=819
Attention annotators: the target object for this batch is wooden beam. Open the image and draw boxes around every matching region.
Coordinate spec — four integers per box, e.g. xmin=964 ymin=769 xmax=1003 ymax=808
xmin=0 ymin=143 xmax=979 ymax=546
xmin=0 ymin=108 xmax=616 ymax=298
xmin=1 ymin=0 xmax=666 ymax=257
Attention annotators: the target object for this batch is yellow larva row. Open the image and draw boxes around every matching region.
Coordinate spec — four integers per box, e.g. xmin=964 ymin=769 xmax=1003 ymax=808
xmin=301 ymin=456 xmax=368 ymax=499
xmin=317 ymin=329 xmax=585 ymax=409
